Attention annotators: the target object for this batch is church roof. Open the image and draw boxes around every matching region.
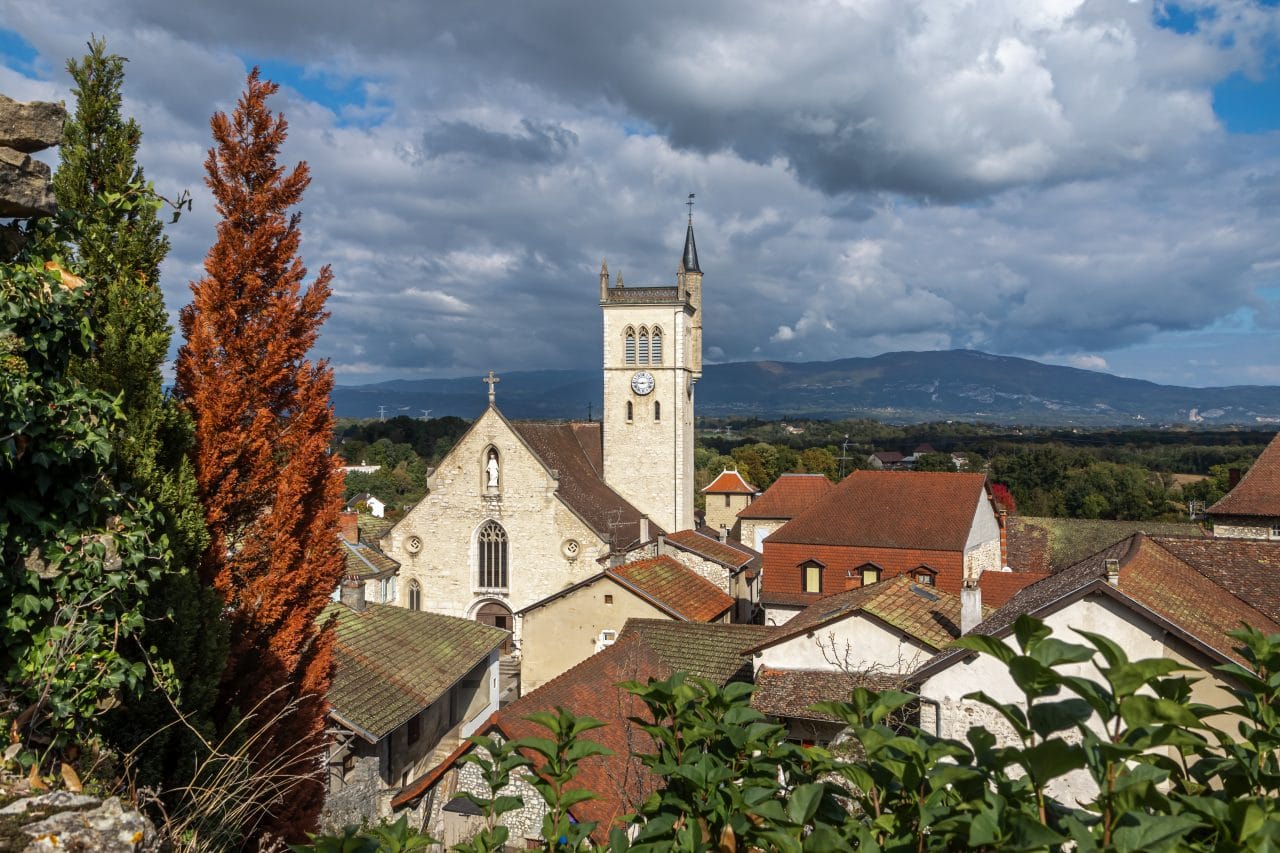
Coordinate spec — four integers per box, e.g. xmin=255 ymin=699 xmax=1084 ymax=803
xmin=1208 ymin=432 xmax=1280 ymax=518
xmin=512 ymin=420 xmax=661 ymax=548
xmin=323 ymin=603 xmax=507 ymax=742
xmin=682 ymin=221 xmax=701 ymax=273
xmin=601 ymin=285 xmax=682 ymax=305
xmin=702 ymin=469 xmax=758 ymax=495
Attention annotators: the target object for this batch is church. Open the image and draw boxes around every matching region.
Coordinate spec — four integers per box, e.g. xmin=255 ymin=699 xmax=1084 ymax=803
xmin=379 ymin=216 xmax=705 ymax=649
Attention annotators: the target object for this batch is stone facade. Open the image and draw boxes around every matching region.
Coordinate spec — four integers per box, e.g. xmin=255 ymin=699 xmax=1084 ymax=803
xmin=384 ymin=407 xmax=606 ymax=647
xmin=432 ymin=744 xmax=550 ymax=846
xmin=1212 ymin=516 xmax=1280 ymax=540
xmin=704 ymin=491 xmax=752 ymax=534
xmin=740 ymin=518 xmax=786 ymax=551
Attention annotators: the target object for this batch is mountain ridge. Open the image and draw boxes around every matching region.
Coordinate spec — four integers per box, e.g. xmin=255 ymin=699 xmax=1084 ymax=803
xmin=331 ymin=349 xmax=1280 ymax=426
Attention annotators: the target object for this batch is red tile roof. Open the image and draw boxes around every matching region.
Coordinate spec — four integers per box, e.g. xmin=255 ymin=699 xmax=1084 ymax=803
xmin=749 ymin=574 xmax=979 ymax=654
xmin=663 ymin=529 xmax=757 ymax=570
xmin=752 ymin=668 xmax=901 ymax=722
xmin=737 ymin=474 xmax=835 ymax=520
xmin=769 ymin=471 xmax=989 ymax=550
xmin=1149 ymin=536 xmax=1280 ymax=622
xmin=1005 ymin=516 xmax=1208 ymax=575
xmin=512 ymin=420 xmax=660 ymax=548
xmin=979 ymin=570 xmax=1050 ymax=608
xmin=873 ymin=451 xmax=905 ymax=464
xmin=609 ymin=556 xmax=733 ymax=622
xmin=1209 ymin=432 xmax=1280 ymax=518
xmin=702 ymin=469 xmax=758 ymax=495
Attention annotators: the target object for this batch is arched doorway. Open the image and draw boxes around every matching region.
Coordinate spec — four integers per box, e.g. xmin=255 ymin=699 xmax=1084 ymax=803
xmin=476 ymin=601 xmax=514 ymax=654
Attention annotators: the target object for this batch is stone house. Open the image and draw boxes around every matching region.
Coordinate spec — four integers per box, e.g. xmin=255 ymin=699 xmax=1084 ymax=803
xmin=392 ymin=619 xmax=775 ymax=845
xmin=337 ymin=511 xmax=400 ymax=606
xmin=320 ymin=585 xmax=507 ymax=829
xmin=911 ymin=533 xmax=1280 ymax=804
xmin=759 ymin=471 xmax=1001 ymax=624
xmin=741 ymin=575 xmax=984 ymax=743
xmin=653 ymin=528 xmax=761 ymax=621
xmin=517 ymin=555 xmax=734 ymax=693
xmin=701 ymin=469 xmax=758 ymax=536
xmin=735 ymin=473 xmax=834 ymax=551
xmin=1208 ymin=431 xmax=1280 ymax=539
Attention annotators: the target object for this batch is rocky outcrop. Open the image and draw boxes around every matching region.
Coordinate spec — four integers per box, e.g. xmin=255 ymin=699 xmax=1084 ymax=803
xmin=0 ymin=791 xmax=158 ymax=852
xmin=0 ymin=93 xmax=65 ymax=218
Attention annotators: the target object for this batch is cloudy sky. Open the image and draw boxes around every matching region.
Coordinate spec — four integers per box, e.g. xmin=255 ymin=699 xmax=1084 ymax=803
xmin=3 ymin=0 xmax=1279 ymax=388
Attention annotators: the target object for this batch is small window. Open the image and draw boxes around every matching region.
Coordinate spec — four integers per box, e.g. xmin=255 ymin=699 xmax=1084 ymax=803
xmin=600 ymin=630 xmax=618 ymax=646
xmin=724 ymin=494 xmax=731 ymax=507
xmin=408 ymin=580 xmax=421 ymax=611
xmin=638 ymin=330 xmax=650 ymax=364
xmin=604 ymin=594 xmax=613 ymax=604
xmin=407 ymin=714 xmax=421 ymax=745
xmin=625 ymin=329 xmax=636 ymax=364
xmin=654 ymin=401 xmax=661 ymax=421
xmin=626 ymin=401 xmax=633 ymax=422
xmin=860 ymin=566 xmax=881 ymax=587
xmin=801 ymin=561 xmax=822 ymax=594
xmin=651 ymin=329 xmax=662 ymax=364
xmin=914 ymin=567 xmax=937 ymax=586
xmin=1271 ymin=525 xmax=1280 ymax=539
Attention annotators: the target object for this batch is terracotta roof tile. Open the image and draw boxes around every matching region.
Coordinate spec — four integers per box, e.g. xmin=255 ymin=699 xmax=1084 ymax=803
xmin=324 ymin=603 xmax=506 ymax=741
xmin=1209 ymin=432 xmax=1280 ymax=518
xmin=1005 ymin=516 xmax=1207 ymax=574
xmin=664 ymin=529 xmax=757 ymax=570
xmin=513 ymin=421 xmax=661 ymax=548
xmin=1150 ymin=536 xmax=1280 ymax=622
xmin=770 ymin=471 xmax=989 ymax=550
xmin=752 ymin=668 xmax=901 ymax=722
xmin=703 ymin=469 xmax=759 ymax=494
xmin=737 ymin=474 xmax=835 ymax=520
xmin=979 ymin=570 xmax=1050 ymax=607
xmin=751 ymin=575 xmax=975 ymax=654
xmin=872 ymin=452 xmax=905 ymax=464
xmin=916 ymin=534 xmax=1280 ymax=680
xmin=487 ymin=619 xmax=776 ymax=842
xmin=609 ymin=556 xmax=733 ymax=622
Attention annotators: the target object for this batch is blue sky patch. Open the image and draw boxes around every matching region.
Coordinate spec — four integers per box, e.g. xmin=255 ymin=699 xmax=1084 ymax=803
xmin=1214 ymin=69 xmax=1280 ymax=133
xmin=1153 ymin=2 xmax=1213 ymax=34
xmin=247 ymin=58 xmax=389 ymax=128
xmin=0 ymin=28 xmax=40 ymax=76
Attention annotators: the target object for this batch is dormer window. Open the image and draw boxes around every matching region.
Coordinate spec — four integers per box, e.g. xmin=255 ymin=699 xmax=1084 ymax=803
xmin=800 ymin=560 xmax=824 ymax=594
xmin=913 ymin=566 xmax=938 ymax=586
xmin=858 ymin=564 xmax=882 ymax=587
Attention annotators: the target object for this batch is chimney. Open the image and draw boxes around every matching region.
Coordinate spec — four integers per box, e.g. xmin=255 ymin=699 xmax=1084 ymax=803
xmin=1104 ymin=558 xmax=1120 ymax=587
xmin=1228 ymin=468 xmax=1242 ymax=490
xmin=639 ymin=515 xmax=650 ymax=543
xmin=656 ymin=534 xmax=666 ymax=555
xmin=960 ymin=579 xmax=982 ymax=635
xmin=718 ymin=525 xmax=729 ymax=543
xmin=339 ymin=510 xmax=359 ymax=543
xmin=998 ymin=509 xmax=1009 ymax=569
xmin=341 ymin=575 xmax=367 ymax=612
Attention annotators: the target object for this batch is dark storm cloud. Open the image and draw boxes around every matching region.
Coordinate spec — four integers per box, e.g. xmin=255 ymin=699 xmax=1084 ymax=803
xmin=423 ymin=119 xmax=578 ymax=164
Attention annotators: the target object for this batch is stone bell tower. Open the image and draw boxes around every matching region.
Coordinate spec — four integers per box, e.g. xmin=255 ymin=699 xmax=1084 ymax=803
xmin=599 ymin=207 xmax=702 ymax=535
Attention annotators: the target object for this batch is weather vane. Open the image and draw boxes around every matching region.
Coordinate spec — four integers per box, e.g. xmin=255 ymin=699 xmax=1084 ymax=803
xmin=686 ymin=192 xmax=695 ymax=223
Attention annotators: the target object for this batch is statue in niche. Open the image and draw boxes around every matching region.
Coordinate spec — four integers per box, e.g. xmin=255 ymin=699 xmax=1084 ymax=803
xmin=486 ymin=449 xmax=500 ymax=489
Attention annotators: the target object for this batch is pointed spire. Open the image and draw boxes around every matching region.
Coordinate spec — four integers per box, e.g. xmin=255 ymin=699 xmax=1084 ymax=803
xmin=599 ymin=258 xmax=609 ymax=300
xmin=682 ymin=193 xmax=701 ymax=273
xmin=616 ymin=270 xmax=624 ymax=288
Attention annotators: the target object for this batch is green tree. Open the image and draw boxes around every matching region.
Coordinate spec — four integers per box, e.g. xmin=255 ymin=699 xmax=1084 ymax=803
xmin=798 ymin=447 xmax=838 ymax=481
xmin=912 ymin=451 xmax=956 ymax=472
xmin=53 ymin=39 xmax=228 ymax=789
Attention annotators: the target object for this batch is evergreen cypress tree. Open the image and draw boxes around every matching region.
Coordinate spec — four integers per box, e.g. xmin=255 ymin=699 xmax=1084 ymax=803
xmin=53 ymin=38 xmax=228 ymax=790
xmin=176 ymin=69 xmax=345 ymax=841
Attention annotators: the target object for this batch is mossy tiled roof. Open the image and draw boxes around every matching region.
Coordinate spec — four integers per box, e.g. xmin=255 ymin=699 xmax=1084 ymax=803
xmin=324 ymin=603 xmax=506 ymax=741
xmin=611 ymin=556 xmax=733 ymax=622
xmin=1006 ymin=516 xmax=1207 ymax=574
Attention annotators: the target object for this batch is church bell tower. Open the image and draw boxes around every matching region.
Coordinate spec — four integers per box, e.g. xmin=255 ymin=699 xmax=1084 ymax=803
xmin=600 ymin=206 xmax=702 ymax=535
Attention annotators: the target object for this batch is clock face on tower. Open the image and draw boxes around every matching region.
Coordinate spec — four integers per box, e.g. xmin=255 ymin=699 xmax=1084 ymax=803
xmin=631 ymin=371 xmax=655 ymax=395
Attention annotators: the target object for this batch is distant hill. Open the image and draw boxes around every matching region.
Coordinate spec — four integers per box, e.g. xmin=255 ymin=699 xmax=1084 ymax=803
xmin=332 ymin=350 xmax=1280 ymax=426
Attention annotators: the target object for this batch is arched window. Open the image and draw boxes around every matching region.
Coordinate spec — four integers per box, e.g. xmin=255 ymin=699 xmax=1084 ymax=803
xmin=650 ymin=328 xmax=662 ymax=364
xmin=408 ymin=579 xmax=422 ymax=611
xmin=625 ymin=401 xmax=633 ymax=422
xmin=654 ymin=401 xmax=661 ymax=421
xmin=624 ymin=328 xmax=636 ymax=364
xmin=638 ymin=328 xmax=650 ymax=363
xmin=477 ymin=521 xmax=508 ymax=589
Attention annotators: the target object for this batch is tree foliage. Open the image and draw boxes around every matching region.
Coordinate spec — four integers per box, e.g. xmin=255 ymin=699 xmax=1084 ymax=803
xmin=52 ymin=37 xmax=227 ymax=790
xmin=175 ymin=69 xmax=344 ymax=841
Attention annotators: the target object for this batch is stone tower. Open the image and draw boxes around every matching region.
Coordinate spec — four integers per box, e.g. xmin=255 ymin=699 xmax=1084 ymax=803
xmin=600 ymin=216 xmax=702 ymax=535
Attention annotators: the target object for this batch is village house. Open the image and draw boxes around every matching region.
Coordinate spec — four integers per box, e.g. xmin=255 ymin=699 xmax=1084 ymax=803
xmin=345 ymin=491 xmax=386 ymax=517
xmin=1208 ymin=431 xmax=1280 ymax=539
xmin=517 ymin=555 xmax=734 ymax=693
xmin=652 ymin=528 xmax=761 ymax=621
xmin=321 ymin=581 xmax=507 ymax=829
xmin=337 ymin=511 xmax=399 ymax=606
xmin=735 ymin=472 xmax=834 ymax=551
xmin=759 ymin=471 xmax=1001 ymax=624
xmin=701 ymin=468 xmax=758 ymax=536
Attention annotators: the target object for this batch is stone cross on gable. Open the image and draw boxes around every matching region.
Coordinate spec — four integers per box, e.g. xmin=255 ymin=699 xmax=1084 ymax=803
xmin=483 ymin=370 xmax=500 ymax=405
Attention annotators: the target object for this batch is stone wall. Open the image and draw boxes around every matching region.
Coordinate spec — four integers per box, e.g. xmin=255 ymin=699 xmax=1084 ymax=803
xmin=0 ymin=94 xmax=65 ymax=220
xmin=1213 ymin=516 xmax=1280 ymax=540
xmin=440 ymin=743 xmax=549 ymax=846
xmin=963 ymin=537 xmax=1001 ymax=580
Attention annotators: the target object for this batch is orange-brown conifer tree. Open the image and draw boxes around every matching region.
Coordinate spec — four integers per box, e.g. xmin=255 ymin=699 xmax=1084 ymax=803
xmin=175 ymin=70 xmax=344 ymax=841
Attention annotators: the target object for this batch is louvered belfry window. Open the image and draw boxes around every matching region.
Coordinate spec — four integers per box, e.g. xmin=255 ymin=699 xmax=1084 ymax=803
xmin=625 ymin=329 xmax=637 ymax=364
xmin=651 ymin=328 xmax=662 ymax=363
xmin=638 ymin=330 xmax=650 ymax=363
xmin=478 ymin=521 xmax=509 ymax=589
